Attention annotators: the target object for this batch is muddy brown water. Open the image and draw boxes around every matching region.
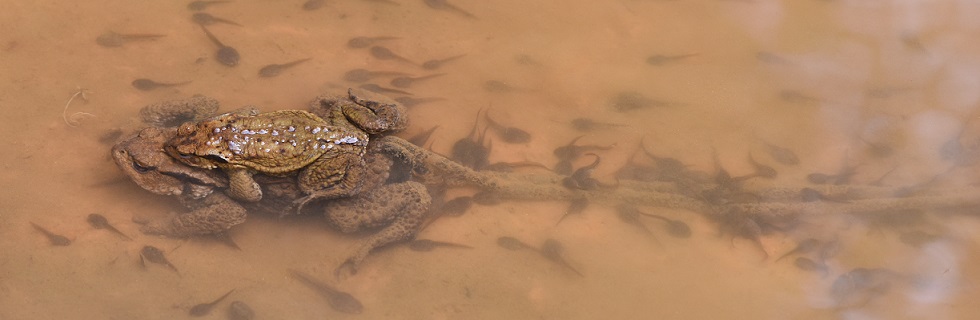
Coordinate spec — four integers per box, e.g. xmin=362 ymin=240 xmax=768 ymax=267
xmin=2 ymin=1 xmax=980 ymax=319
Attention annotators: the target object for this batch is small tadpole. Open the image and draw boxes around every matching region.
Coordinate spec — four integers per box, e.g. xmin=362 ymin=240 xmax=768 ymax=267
xmin=302 ymin=0 xmax=325 ymax=11
xmin=86 ymin=213 xmax=132 ymax=241
xmin=257 ymin=58 xmax=312 ymax=78
xmin=645 ymin=53 xmax=698 ymax=66
xmin=570 ymin=117 xmax=626 ymax=132
xmin=483 ymin=111 xmax=531 ymax=144
xmin=421 ymin=54 xmax=465 ymax=70
xmin=496 ymin=236 xmax=535 ymax=251
xmin=390 ymin=73 xmax=446 ymax=88
xmin=227 ymin=301 xmax=255 ymax=320
xmin=189 ymin=289 xmax=235 ymax=316
xmin=539 ymin=239 xmax=584 ymax=276
xmin=369 ymin=46 xmax=417 ymax=66
xmin=30 ymin=222 xmax=71 ymax=246
xmin=423 ymin=0 xmax=477 ymax=19
xmin=191 ymin=12 xmax=242 ymax=26
xmin=346 ymin=36 xmax=399 ymax=48
xmin=187 ymin=0 xmax=231 ymax=11
xmin=131 ymin=78 xmax=191 ymax=91
xmin=289 ymin=269 xmax=363 ymax=314
xmin=140 ymin=245 xmax=179 ymax=273
xmin=408 ymin=239 xmax=473 ymax=252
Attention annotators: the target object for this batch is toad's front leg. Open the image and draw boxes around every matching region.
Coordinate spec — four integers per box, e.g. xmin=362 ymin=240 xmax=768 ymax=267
xmin=224 ymin=166 xmax=263 ymax=202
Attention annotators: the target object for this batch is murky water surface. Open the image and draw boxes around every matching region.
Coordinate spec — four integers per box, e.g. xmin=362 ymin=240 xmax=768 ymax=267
xmin=2 ymin=0 xmax=980 ymax=319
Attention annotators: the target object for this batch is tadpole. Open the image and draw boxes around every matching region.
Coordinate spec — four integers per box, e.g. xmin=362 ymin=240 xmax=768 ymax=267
xmin=423 ymin=0 xmax=477 ymax=19
xmin=615 ymin=204 xmax=660 ymax=243
xmin=407 ymin=125 xmax=439 ymax=147
xmin=451 ymin=110 xmax=491 ymax=169
xmin=636 ymin=211 xmax=691 ymax=238
xmin=131 ymin=78 xmax=191 ymax=91
xmin=200 ymin=25 xmax=239 ymax=67
xmin=496 ymin=236 xmax=534 ymax=251
xmin=347 ymin=36 xmax=399 ymax=48
xmin=484 ymin=111 xmax=531 ymax=144
xmin=421 ymin=54 xmax=465 ymax=70
xmin=611 ymin=91 xmax=671 ymax=112
xmin=86 ymin=213 xmax=132 ymax=240
xmin=553 ymin=136 xmax=615 ymax=161
xmin=227 ymin=301 xmax=255 ymax=320
xmin=439 ymin=196 xmax=473 ymax=217
xmin=302 ymin=0 xmax=325 ymax=11
xmin=95 ymin=31 xmax=165 ymax=48
xmin=189 ymin=289 xmax=235 ymax=316
xmin=192 ymin=12 xmax=242 ymax=26
xmin=555 ymin=197 xmax=589 ymax=226
xmin=484 ymin=80 xmax=531 ymax=93
xmin=289 ymin=269 xmax=363 ymax=314
xmin=570 ymin=118 xmax=626 ymax=132
xmin=746 ymin=153 xmax=777 ymax=179
xmin=140 ymin=245 xmax=179 ymax=273
xmin=30 ymin=222 xmax=71 ymax=246
xmin=645 ymin=53 xmax=698 ymax=66
xmin=563 ymin=153 xmax=604 ymax=190
xmin=539 ymin=239 xmax=583 ymax=276
xmin=793 ymin=257 xmax=829 ymax=275
xmin=830 ymin=268 xmax=896 ymax=309
xmin=370 ymin=46 xmax=416 ymax=65
xmin=187 ymin=0 xmax=230 ymax=11
xmin=258 ymin=58 xmax=311 ymax=77
xmin=761 ymin=142 xmax=800 ymax=165
xmin=408 ymin=239 xmax=473 ymax=252
xmin=390 ymin=73 xmax=445 ymax=88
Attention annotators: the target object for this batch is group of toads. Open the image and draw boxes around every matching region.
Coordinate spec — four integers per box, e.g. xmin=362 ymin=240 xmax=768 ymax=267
xmin=113 ymin=89 xmax=434 ymax=273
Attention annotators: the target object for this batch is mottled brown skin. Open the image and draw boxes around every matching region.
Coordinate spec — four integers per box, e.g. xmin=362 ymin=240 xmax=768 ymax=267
xmin=166 ymin=108 xmax=370 ymax=204
xmin=115 ymin=92 xmax=430 ymax=272
xmin=166 ymin=89 xmax=408 ymax=211
xmin=112 ymin=125 xmax=247 ymax=236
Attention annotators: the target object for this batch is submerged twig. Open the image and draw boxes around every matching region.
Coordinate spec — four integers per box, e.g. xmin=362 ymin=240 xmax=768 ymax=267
xmin=62 ymin=86 xmax=96 ymax=127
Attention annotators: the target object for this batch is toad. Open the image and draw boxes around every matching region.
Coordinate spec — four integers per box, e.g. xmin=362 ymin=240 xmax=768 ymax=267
xmin=112 ymin=124 xmax=248 ymax=236
xmin=165 ymin=89 xmax=408 ymax=211
xmin=116 ymin=93 xmax=431 ymax=273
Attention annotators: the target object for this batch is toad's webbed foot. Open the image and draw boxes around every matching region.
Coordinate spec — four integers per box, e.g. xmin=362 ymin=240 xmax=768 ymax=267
xmin=137 ymin=193 xmax=247 ymax=237
xmin=294 ymin=153 xmax=371 ymax=213
xmin=308 ymin=88 xmax=408 ymax=134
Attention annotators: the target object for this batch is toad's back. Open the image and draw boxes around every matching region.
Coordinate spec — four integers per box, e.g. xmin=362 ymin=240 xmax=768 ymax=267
xmin=170 ymin=110 xmax=369 ymax=173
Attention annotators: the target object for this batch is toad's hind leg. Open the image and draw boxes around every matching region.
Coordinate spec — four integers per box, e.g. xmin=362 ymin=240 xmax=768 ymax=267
xmin=295 ymin=151 xmax=368 ymax=211
xmin=324 ymin=181 xmax=431 ymax=273
xmin=138 ymin=193 xmax=247 ymax=237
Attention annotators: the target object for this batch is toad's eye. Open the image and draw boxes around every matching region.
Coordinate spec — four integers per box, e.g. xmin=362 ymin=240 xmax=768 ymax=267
xmin=131 ymin=161 xmax=153 ymax=173
xmin=178 ymin=152 xmax=194 ymax=159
